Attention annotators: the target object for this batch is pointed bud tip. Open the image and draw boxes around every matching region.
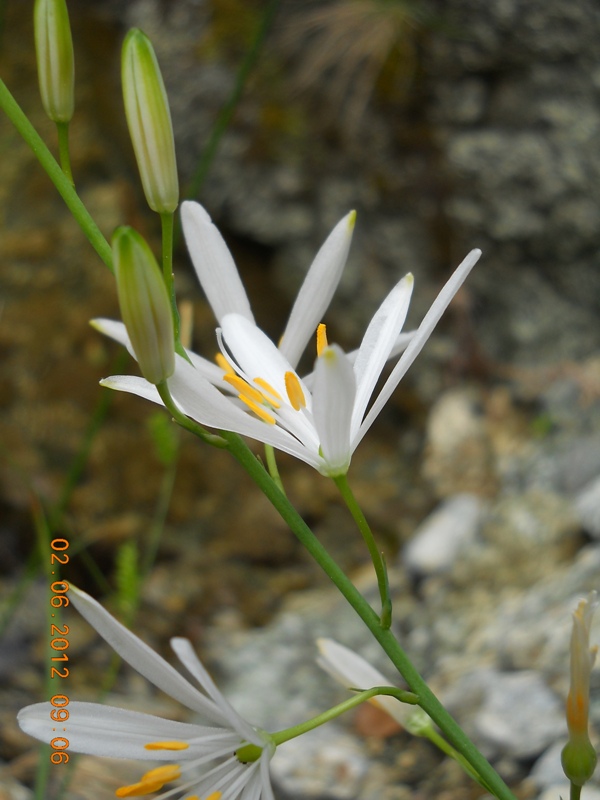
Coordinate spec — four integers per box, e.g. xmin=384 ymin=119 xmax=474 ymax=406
xmin=347 ymin=210 xmax=357 ymax=229
xmin=122 ymin=29 xmax=179 ymax=213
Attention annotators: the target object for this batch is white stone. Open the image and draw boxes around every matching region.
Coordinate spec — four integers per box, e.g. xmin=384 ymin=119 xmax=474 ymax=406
xmin=403 ymin=493 xmax=486 ymax=575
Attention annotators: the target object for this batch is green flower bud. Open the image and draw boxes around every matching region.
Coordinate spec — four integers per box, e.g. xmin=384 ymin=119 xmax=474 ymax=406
xmin=562 ymin=736 xmax=598 ymax=787
xmin=121 ymin=29 xmax=179 ymax=214
xmin=34 ymin=0 xmax=75 ymax=123
xmin=113 ymin=227 xmax=175 ymax=384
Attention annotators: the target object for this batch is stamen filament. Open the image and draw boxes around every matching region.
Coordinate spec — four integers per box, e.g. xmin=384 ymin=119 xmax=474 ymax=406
xmin=223 ymin=374 xmax=267 ymax=406
xmin=284 ymin=371 xmax=306 ymax=410
xmin=253 ymin=377 xmax=282 ymax=405
xmin=215 ymin=353 xmax=235 ymax=375
xmin=239 ymin=395 xmax=277 ymax=424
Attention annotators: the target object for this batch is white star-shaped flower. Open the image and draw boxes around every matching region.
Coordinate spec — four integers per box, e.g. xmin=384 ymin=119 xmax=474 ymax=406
xmin=95 ymin=202 xmax=481 ymax=475
xmin=18 ymin=588 xmax=275 ymax=800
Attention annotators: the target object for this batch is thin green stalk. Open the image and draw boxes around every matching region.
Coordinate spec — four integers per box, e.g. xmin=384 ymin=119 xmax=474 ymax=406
xmin=160 ymin=211 xmax=174 ymax=288
xmin=271 ymin=686 xmax=418 ymax=747
xmin=160 ymin=211 xmax=187 ymax=361
xmin=185 ymin=0 xmax=280 ymax=200
xmin=570 ymin=785 xmax=582 ymax=800
xmin=264 ymin=444 xmax=286 ymax=495
xmin=217 ymin=430 xmax=517 ymax=800
xmin=334 ymin=473 xmax=392 ymax=628
xmin=0 ymin=79 xmax=112 ymax=271
xmin=141 ymin=432 xmax=181 ymax=575
xmin=56 ymin=121 xmax=74 ymax=186
xmin=49 ymin=351 xmax=126 ymax=531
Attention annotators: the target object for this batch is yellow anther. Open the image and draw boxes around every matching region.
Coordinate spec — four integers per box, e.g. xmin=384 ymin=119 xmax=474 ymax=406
xmin=316 ymin=324 xmax=328 ymax=357
xmin=253 ymin=377 xmax=282 ymax=406
xmin=144 ymin=741 xmax=189 ymax=751
xmin=285 ymin=371 xmax=306 ymax=411
xmin=215 ymin=353 xmax=235 ymax=375
xmin=184 ymin=794 xmax=221 ymax=800
xmin=115 ymin=764 xmax=181 ymax=797
xmin=223 ymin=374 xmax=266 ymax=406
xmin=239 ymin=395 xmax=277 ymax=425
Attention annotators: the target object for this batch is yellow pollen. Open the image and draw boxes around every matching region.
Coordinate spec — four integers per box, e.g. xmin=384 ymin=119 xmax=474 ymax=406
xmin=144 ymin=741 xmax=189 ymax=751
xmin=239 ymin=395 xmax=277 ymax=424
xmin=215 ymin=353 xmax=235 ymax=375
xmin=253 ymin=377 xmax=282 ymax=406
xmin=316 ymin=323 xmax=328 ymax=357
xmin=184 ymin=794 xmax=222 ymax=800
xmin=285 ymin=371 xmax=306 ymax=411
xmin=223 ymin=374 xmax=266 ymax=406
xmin=115 ymin=764 xmax=181 ymax=797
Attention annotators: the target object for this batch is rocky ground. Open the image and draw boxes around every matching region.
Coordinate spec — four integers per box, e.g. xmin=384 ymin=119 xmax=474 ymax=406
xmin=1 ymin=1 xmax=600 ymax=799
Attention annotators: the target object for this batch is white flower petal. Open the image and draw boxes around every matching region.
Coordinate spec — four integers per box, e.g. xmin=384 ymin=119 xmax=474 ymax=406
xmin=91 ymin=317 xmax=137 ymax=361
xmin=167 ymin=357 xmax=322 ymax=468
xmin=302 ymin=330 xmax=415 ymax=391
xmin=171 ymin=637 xmax=261 ymax=746
xmin=259 ymin=752 xmax=276 ymax=800
xmin=312 ymin=345 xmax=356 ymax=476
xmin=181 ymin=201 xmax=254 ymax=324
xmin=18 ymin=701 xmax=226 ymax=760
xmin=220 ymin=314 xmax=305 ymax=402
xmin=316 ymin=638 xmax=413 ymax=728
xmin=100 ymin=374 xmax=163 ymax=405
xmin=350 ymin=274 xmax=413 ymax=436
xmin=279 ymin=211 xmax=355 ymax=368
xmin=354 ymin=248 xmax=482 ymax=447
xmin=70 ymin=587 xmax=227 ymax=723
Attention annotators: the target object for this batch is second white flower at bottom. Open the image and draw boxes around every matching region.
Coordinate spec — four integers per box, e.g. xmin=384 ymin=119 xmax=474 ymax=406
xmin=18 ymin=587 xmax=275 ymax=800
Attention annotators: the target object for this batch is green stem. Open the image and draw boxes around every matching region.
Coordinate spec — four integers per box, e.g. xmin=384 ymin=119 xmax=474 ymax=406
xmin=264 ymin=444 xmax=286 ymax=496
xmin=334 ymin=473 xmax=392 ymax=628
xmin=160 ymin=211 xmax=175 ymax=291
xmin=271 ymin=686 xmax=418 ymax=747
xmin=217 ymin=430 xmax=517 ymax=800
xmin=56 ymin=121 xmax=74 ymax=186
xmin=570 ymin=784 xmax=582 ymax=800
xmin=0 ymin=79 xmax=112 ymax=271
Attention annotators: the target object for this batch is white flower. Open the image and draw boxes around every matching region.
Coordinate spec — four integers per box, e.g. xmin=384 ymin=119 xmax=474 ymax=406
xmin=316 ymin=638 xmax=431 ymax=735
xmin=95 ymin=202 xmax=481 ymax=475
xmin=18 ymin=588 xmax=275 ymax=800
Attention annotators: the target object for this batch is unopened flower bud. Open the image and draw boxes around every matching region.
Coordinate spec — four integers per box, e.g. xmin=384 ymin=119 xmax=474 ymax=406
xmin=121 ymin=29 xmax=179 ymax=214
xmin=113 ymin=227 xmax=175 ymax=384
xmin=34 ymin=0 xmax=75 ymax=123
xmin=562 ymin=592 xmax=598 ymax=787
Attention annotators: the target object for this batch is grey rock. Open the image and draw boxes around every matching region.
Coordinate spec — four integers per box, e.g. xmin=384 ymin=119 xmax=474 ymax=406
xmin=270 ymin=725 xmax=369 ymax=800
xmin=448 ymin=668 xmax=564 ymax=760
xmin=530 ymin=740 xmax=568 ymax=790
xmin=575 ymin=475 xmax=600 ymax=538
xmin=403 ymin=493 xmax=487 ymax=575
xmin=539 ymin=786 xmax=600 ymax=800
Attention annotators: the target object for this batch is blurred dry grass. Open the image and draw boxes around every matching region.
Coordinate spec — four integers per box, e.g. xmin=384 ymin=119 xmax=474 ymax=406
xmin=277 ymin=0 xmax=425 ymax=131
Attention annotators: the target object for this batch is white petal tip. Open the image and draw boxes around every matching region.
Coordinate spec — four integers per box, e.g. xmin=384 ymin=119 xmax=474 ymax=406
xmin=347 ymin=210 xmax=357 ymax=229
